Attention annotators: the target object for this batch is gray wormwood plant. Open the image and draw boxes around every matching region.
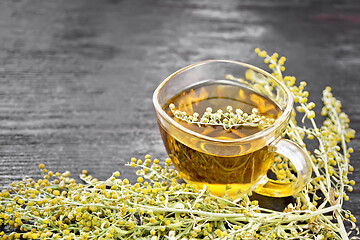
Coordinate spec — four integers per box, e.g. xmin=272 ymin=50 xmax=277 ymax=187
xmin=0 ymin=49 xmax=357 ymax=240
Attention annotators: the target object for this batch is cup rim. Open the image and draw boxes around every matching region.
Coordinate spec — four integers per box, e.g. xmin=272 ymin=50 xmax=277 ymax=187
xmin=153 ymin=59 xmax=294 ymax=143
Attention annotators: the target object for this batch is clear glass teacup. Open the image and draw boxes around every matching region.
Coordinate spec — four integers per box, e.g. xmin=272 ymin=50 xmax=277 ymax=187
xmin=153 ymin=60 xmax=312 ymax=197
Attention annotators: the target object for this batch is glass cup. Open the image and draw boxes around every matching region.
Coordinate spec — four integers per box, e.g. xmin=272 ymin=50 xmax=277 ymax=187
xmin=153 ymin=60 xmax=312 ymax=197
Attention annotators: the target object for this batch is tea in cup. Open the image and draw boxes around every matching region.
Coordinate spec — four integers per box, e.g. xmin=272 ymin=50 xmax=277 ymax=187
xmin=153 ymin=60 xmax=312 ymax=197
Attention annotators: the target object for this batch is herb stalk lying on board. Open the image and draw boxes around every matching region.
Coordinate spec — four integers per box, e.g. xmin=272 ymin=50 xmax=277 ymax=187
xmin=0 ymin=49 xmax=358 ymax=239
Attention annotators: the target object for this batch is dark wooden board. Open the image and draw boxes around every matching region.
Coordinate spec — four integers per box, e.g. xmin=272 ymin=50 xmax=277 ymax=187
xmin=1 ymin=0 xmax=359 ymax=230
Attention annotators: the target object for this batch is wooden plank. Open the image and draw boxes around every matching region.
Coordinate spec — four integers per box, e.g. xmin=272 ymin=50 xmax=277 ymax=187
xmin=0 ymin=0 xmax=359 ymax=230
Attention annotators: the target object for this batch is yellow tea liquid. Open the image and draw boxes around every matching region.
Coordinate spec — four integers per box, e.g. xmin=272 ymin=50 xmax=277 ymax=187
xmin=161 ymin=80 xmax=283 ymax=196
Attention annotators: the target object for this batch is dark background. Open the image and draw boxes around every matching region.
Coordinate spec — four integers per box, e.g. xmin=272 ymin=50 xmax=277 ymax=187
xmin=0 ymin=0 xmax=359 ymax=230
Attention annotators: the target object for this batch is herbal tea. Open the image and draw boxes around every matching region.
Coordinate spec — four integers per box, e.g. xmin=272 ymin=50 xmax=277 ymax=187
xmin=160 ymin=80 xmax=283 ymax=196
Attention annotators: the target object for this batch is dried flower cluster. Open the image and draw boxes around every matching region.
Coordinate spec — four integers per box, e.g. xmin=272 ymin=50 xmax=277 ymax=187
xmin=0 ymin=49 xmax=357 ymax=239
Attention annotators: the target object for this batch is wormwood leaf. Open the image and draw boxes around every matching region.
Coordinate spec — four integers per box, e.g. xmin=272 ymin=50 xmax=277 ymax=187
xmin=329 ymin=187 xmax=340 ymax=206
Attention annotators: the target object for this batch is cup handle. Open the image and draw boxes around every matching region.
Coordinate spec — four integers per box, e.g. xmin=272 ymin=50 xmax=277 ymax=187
xmin=254 ymin=138 xmax=312 ymax=197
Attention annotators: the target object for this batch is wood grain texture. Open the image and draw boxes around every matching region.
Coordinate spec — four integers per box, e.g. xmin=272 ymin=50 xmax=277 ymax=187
xmin=0 ymin=0 xmax=359 ymax=229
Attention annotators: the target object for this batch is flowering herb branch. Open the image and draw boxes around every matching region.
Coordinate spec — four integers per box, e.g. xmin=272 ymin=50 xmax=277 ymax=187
xmin=228 ymin=48 xmax=357 ymax=239
xmin=0 ymin=49 xmax=357 ymax=239
xmin=169 ymin=104 xmax=275 ymax=130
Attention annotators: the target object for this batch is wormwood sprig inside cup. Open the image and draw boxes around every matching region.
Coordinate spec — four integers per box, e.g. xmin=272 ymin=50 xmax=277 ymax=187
xmin=169 ymin=104 xmax=275 ymax=130
xmin=0 ymin=49 xmax=357 ymax=240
